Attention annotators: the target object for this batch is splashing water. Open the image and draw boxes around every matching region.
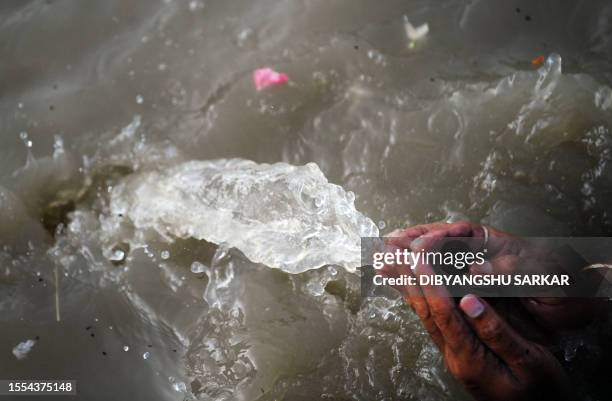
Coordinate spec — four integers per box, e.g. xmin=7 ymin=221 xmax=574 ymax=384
xmin=108 ymin=159 xmax=379 ymax=273
xmin=4 ymin=1 xmax=612 ymax=400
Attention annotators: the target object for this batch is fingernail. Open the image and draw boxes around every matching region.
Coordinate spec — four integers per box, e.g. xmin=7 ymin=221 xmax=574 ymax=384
xmin=460 ymin=294 xmax=485 ymax=318
xmin=472 ymin=261 xmax=492 ymax=275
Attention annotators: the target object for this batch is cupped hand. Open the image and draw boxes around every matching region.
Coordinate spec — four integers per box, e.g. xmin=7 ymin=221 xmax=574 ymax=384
xmin=384 ymin=221 xmax=604 ymax=331
xmin=410 ymin=261 xmax=575 ymax=401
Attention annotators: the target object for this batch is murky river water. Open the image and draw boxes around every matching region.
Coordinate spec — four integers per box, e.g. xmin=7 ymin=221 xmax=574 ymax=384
xmin=2 ymin=0 xmax=612 ymax=400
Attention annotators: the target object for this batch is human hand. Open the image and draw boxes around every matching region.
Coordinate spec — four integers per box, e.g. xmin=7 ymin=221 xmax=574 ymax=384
xmin=384 ymin=221 xmax=604 ymax=331
xmin=407 ymin=260 xmax=575 ymax=401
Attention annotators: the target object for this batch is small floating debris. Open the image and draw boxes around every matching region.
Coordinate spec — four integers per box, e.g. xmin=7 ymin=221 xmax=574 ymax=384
xmin=19 ymin=131 xmax=32 ymax=148
xmin=403 ymin=15 xmax=429 ymax=48
xmin=109 ymin=249 xmax=126 ymax=263
xmin=531 ymin=55 xmax=545 ymax=66
xmin=161 ymin=250 xmax=170 ymax=260
xmin=253 ymin=68 xmax=289 ymax=91
xmin=143 ymin=351 xmax=151 ymax=360
xmin=123 ymin=346 xmax=130 ymax=352
xmin=190 ymin=261 xmax=207 ymax=274
xmin=12 ymin=339 xmax=36 ymax=360
xmin=108 ymin=243 xmax=129 ymax=265
xmin=135 ymin=95 xmax=144 ymax=104
xmin=169 ymin=377 xmax=187 ymax=393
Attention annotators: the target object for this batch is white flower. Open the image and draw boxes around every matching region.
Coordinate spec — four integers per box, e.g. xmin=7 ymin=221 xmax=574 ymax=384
xmin=404 ymin=15 xmax=429 ymax=46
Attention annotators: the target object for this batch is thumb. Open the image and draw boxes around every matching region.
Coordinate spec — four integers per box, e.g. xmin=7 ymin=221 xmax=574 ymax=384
xmin=459 ymin=294 xmax=532 ymax=368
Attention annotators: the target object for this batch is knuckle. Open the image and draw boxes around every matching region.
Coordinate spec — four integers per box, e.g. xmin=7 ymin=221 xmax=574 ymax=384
xmin=479 ymin=319 xmax=505 ymax=344
xmin=431 ymin=307 xmax=454 ymax=329
xmin=413 ymin=301 xmax=430 ymax=319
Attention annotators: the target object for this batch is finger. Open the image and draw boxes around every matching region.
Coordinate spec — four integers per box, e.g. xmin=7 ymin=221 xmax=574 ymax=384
xmin=377 ymin=244 xmax=407 ymax=293
xmin=386 ymin=221 xmax=468 ymax=249
xmin=468 ymin=260 xmax=493 ymax=275
xmin=400 ymin=262 xmax=446 ymax=349
xmin=459 ymin=294 xmax=532 ymax=367
xmin=378 ymin=243 xmax=447 ymax=349
xmin=385 ymin=226 xmax=429 ymax=249
xmin=404 ymin=281 xmax=446 ymax=349
xmin=413 ymin=261 xmax=475 ymax=353
xmin=410 ymin=221 xmax=480 ymax=252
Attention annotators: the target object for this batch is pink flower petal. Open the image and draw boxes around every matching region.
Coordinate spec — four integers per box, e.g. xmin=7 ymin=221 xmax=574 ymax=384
xmin=253 ymin=67 xmax=289 ymax=91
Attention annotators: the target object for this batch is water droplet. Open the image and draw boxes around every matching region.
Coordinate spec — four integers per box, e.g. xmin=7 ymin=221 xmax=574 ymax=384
xmin=109 ymin=249 xmax=125 ymax=262
xmin=190 ymin=261 xmax=207 ymax=274
xmin=17 ymin=103 xmax=23 ymax=109
xmin=158 ymin=63 xmax=167 ymax=71
xmin=169 ymin=377 xmax=187 ymax=392
xmin=136 ymin=95 xmax=144 ymax=104
xmin=161 ymin=250 xmax=170 ymax=260
xmin=53 ymin=135 xmax=65 ymax=158
xmin=123 ymin=346 xmax=129 ymax=352
xmin=378 ymin=220 xmax=386 ymax=230
xmin=236 ymin=28 xmax=255 ymax=48
xmin=108 ymin=244 xmax=129 ymax=265
xmin=143 ymin=351 xmax=150 ymax=360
